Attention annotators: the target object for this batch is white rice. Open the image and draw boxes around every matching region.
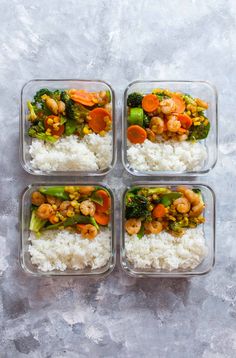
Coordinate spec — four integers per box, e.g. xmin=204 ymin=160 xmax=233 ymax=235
xmin=28 ymin=229 xmax=111 ymax=272
xmin=127 ymin=139 xmax=207 ymax=172
xmin=29 ymin=133 xmax=112 ymax=171
xmin=125 ymin=227 xmax=207 ymax=271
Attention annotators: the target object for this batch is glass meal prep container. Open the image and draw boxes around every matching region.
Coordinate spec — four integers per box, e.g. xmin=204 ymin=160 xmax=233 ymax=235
xmin=120 ymin=183 xmax=215 ymax=278
xmin=20 ymin=183 xmax=116 ymax=277
xmin=20 ymin=79 xmax=116 ymax=176
xmin=122 ymin=80 xmax=218 ymax=176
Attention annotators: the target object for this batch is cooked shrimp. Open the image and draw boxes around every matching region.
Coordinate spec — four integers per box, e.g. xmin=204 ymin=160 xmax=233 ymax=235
xmin=37 ymin=203 xmax=54 ymax=220
xmin=80 ymin=224 xmax=98 ymax=239
xmin=79 ymin=186 xmax=95 ymax=195
xmin=149 ymin=117 xmax=164 ymax=134
xmin=146 ymin=128 xmax=156 ymax=142
xmin=173 ymin=197 xmax=191 ymax=213
xmin=57 ymin=101 xmax=65 ymax=113
xmin=176 ymin=186 xmax=187 ymax=194
xmin=46 ymin=195 xmax=62 ymax=207
xmin=178 ymin=134 xmax=188 ymax=142
xmin=184 ymin=189 xmax=200 ymax=205
xmin=160 ymin=99 xmax=176 ymax=114
xmin=80 ymin=200 xmax=96 ymax=216
xmin=125 ymin=218 xmax=142 ymax=235
xmin=42 ymin=95 xmax=58 ymax=114
xmin=196 ymin=98 xmax=208 ymax=109
xmin=190 ymin=202 xmax=205 ymax=217
xmin=167 ymin=117 xmax=181 ymax=132
xmin=59 ymin=201 xmax=74 ymax=217
xmin=144 ymin=220 xmax=163 ymax=234
xmin=31 ymin=191 xmax=45 ymax=206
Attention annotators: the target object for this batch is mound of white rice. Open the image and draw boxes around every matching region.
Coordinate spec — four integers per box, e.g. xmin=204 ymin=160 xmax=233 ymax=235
xmin=125 ymin=227 xmax=207 ymax=271
xmin=127 ymin=139 xmax=207 ymax=172
xmin=29 ymin=229 xmax=111 ymax=272
xmin=29 ymin=133 xmax=112 ymax=171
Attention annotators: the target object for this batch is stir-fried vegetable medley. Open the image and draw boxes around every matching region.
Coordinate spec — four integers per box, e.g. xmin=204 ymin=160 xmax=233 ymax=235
xmin=126 ymin=88 xmax=210 ymax=144
xmin=27 ymin=89 xmax=112 ymax=142
xmin=125 ymin=186 xmax=205 ymax=238
xmin=30 ymin=186 xmax=111 ymax=239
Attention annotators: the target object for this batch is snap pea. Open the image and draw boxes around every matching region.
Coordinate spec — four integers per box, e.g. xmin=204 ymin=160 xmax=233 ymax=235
xmin=39 ymin=186 xmax=69 ymax=200
xmin=44 ymin=214 xmax=98 ymax=231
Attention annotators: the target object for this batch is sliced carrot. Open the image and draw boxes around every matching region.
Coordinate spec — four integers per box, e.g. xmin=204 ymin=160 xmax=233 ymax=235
xmin=95 ymin=190 xmax=111 ymax=213
xmin=142 ymin=94 xmax=159 ymax=112
xmin=177 ymin=113 xmax=192 ymax=129
xmin=88 ymin=108 xmax=111 ymax=133
xmin=94 ymin=212 xmax=110 ymax=226
xmin=68 ymin=89 xmax=95 ymax=107
xmin=171 ymin=94 xmax=186 ymax=113
xmin=152 ymin=204 xmax=166 ymax=218
xmin=127 ymin=125 xmax=147 ymax=144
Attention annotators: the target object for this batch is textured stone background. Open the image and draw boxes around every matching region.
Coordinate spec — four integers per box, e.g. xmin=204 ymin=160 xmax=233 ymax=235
xmin=0 ymin=0 xmax=236 ymax=357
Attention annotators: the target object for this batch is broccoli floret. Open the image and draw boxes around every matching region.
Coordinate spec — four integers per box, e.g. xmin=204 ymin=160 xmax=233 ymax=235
xmin=27 ymin=101 xmax=38 ymax=122
xmin=34 ymin=89 xmax=52 ymax=103
xmin=28 ymin=126 xmax=57 ymax=143
xmin=34 ymin=88 xmax=61 ymax=104
xmin=188 ymin=120 xmax=210 ymax=140
xmin=127 ymin=92 xmax=143 ymax=107
xmin=125 ymin=193 xmax=150 ymax=220
xmin=61 ymin=91 xmax=89 ymax=124
xmin=143 ymin=113 xmax=151 ymax=127
xmin=29 ymin=210 xmax=47 ymax=232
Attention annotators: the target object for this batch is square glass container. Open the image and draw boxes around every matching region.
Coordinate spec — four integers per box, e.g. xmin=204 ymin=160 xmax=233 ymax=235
xmin=121 ymin=183 xmax=215 ymax=278
xmin=20 ymin=183 xmax=116 ymax=277
xmin=20 ymin=79 xmax=116 ymax=176
xmin=122 ymin=80 xmax=218 ymax=176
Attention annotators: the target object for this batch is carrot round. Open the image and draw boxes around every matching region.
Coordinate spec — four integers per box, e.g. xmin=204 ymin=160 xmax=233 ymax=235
xmin=68 ymin=89 xmax=95 ymax=107
xmin=152 ymin=204 xmax=166 ymax=218
xmin=171 ymin=94 xmax=186 ymax=113
xmin=177 ymin=114 xmax=192 ymax=129
xmin=142 ymin=94 xmax=159 ymax=112
xmin=95 ymin=190 xmax=111 ymax=213
xmin=127 ymin=125 xmax=147 ymax=144
xmin=88 ymin=108 xmax=111 ymax=133
xmin=94 ymin=212 xmax=110 ymax=226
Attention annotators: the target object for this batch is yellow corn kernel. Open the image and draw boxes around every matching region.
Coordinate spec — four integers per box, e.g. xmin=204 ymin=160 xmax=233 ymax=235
xmin=67 ymin=210 xmax=75 ymax=217
xmin=204 ymin=119 xmax=209 ymax=126
xmin=47 ymin=118 xmax=54 ymax=125
xmin=71 ymin=200 xmax=79 ymax=208
xmin=99 ymin=130 xmax=106 ymax=137
xmin=52 ymin=204 xmax=57 ymax=211
xmin=83 ymin=127 xmax=91 ymax=135
xmin=46 ymin=128 xmax=51 ymax=134
xmin=64 ymin=186 xmax=75 ymax=193
xmin=54 ymin=117 xmax=60 ymax=123
xmin=152 ymin=88 xmax=163 ymax=94
xmin=194 ymin=122 xmax=200 ymax=126
xmin=58 ymin=213 xmax=65 ymax=221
